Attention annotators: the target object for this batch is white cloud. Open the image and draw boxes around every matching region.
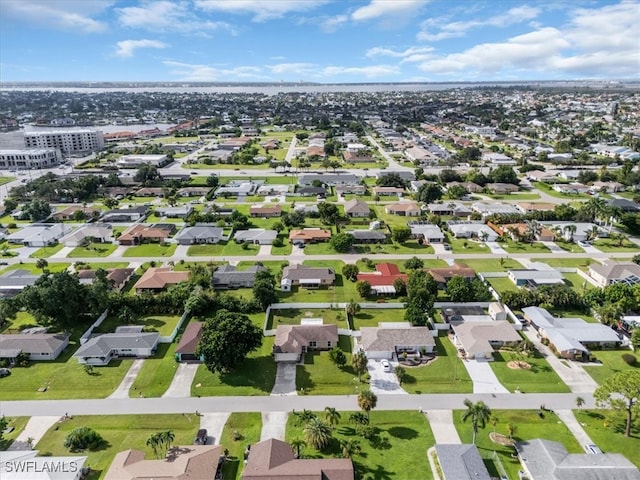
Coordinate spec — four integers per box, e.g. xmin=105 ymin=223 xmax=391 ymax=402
xmin=194 ymin=0 xmax=329 ymax=22
xmin=268 ymin=63 xmax=316 ymax=75
xmin=320 ymin=14 xmax=349 ymax=33
xmin=351 ymin=0 xmax=427 ymax=22
xmin=2 ymin=0 xmax=110 ymax=33
xmin=115 ymin=39 xmax=168 ymax=58
xmin=117 ymin=1 xmax=235 ymax=35
xmin=418 ymin=5 xmax=540 ymax=41
xmin=319 ymin=65 xmax=401 ymax=78
xmin=163 ymin=60 xmax=266 ymax=81
xmin=366 ymin=46 xmax=434 ymax=59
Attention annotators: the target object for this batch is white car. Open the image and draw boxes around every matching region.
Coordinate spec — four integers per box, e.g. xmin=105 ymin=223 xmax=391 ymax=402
xmin=381 ymin=359 xmax=392 ymax=372
xmin=578 ymin=241 xmax=590 ymax=247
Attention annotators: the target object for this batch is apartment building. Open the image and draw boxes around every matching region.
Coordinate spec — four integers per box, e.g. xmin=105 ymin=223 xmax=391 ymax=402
xmin=24 ymin=129 xmax=104 ymax=154
xmin=0 ymin=148 xmax=61 ymax=169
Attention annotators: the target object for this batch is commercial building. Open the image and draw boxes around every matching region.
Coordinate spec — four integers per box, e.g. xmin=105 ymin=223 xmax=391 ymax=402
xmin=24 ymin=129 xmax=104 ymax=154
xmin=0 ymin=149 xmax=61 ymax=169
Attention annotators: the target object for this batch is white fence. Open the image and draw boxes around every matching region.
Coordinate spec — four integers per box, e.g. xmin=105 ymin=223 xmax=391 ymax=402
xmin=80 ymin=309 xmax=109 ymax=345
xmin=159 ymin=310 xmax=189 ymax=343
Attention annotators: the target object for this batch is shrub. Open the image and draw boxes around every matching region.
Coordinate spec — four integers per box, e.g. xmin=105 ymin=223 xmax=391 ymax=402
xmin=622 ymin=353 xmax=637 ymax=366
xmin=64 ymin=427 xmax=104 ymax=452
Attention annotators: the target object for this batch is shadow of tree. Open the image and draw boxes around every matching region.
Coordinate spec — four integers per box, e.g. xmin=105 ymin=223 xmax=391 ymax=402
xmin=387 ymin=427 xmax=418 ymax=440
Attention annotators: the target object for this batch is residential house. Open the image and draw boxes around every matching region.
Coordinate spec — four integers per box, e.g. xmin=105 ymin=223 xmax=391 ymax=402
xmin=177 ymin=186 xmax=211 ymax=197
xmin=451 ymin=321 xmax=521 ymax=360
xmin=335 ymin=184 xmax=367 ymax=196
xmin=343 ymin=150 xmax=375 ymax=163
xmin=257 ymin=184 xmax=290 ymax=196
xmin=385 ymin=202 xmax=421 ymax=216
xmin=356 ymin=263 xmax=408 ymax=295
xmin=175 ymin=322 xmax=204 ymax=362
xmin=434 ymin=444 xmax=491 ymax=480
xmin=373 ymin=186 xmax=405 ymax=197
xmin=522 ymin=306 xmax=621 ymax=359
xmin=296 ymin=186 xmax=326 ymax=197
xmin=344 ymin=199 xmax=370 ymax=217
xmin=347 ymin=230 xmax=387 ymax=244
xmin=516 ymin=202 xmax=556 ymax=214
xmin=428 ymin=202 xmax=472 ymax=217
xmin=0 ymin=450 xmax=87 ymax=480
xmin=607 ymin=198 xmax=640 ymax=213
xmin=215 ymin=181 xmax=258 ymax=197
xmin=487 ymin=183 xmax=519 ymax=194
xmin=306 ymin=145 xmax=326 ymax=157
xmin=591 ymin=181 xmax=624 ymax=193
xmin=553 ymin=183 xmax=590 ymax=195
xmin=212 ymin=265 xmax=266 ymax=289
xmin=242 ymin=438 xmax=353 ymax=480
xmin=298 ymin=173 xmax=360 ymax=186
xmin=447 ymin=221 xmax=499 ymax=241
xmin=408 ymin=222 xmax=444 ymax=243
xmin=500 ymin=223 xmax=556 ymax=242
xmin=375 ymin=170 xmax=415 ymax=182
xmin=588 ymin=260 xmax=640 ymax=287
xmin=117 ymin=154 xmax=168 ymax=168
xmin=0 ymin=269 xmax=40 ymax=296
xmin=175 ymin=224 xmax=225 ymax=245
xmin=526 ymin=170 xmax=558 ymax=182
xmin=471 ymin=202 xmax=520 ymax=218
xmin=273 ymin=324 xmax=339 ymax=362
xmin=218 ymin=136 xmax=252 ymax=150
xmin=51 ymin=205 xmax=101 ymax=221
xmin=427 ymin=263 xmax=476 ymax=287
xmin=118 ymin=224 xmax=174 ymax=245
xmin=135 ymin=187 xmax=165 ymax=197
xmin=102 ymin=206 xmax=149 ymax=222
xmin=288 ymin=228 xmax=332 ymax=244
xmin=60 ymin=224 xmax=113 ymax=247
xmin=133 ymin=267 xmax=189 ymax=293
xmin=155 ymin=205 xmax=193 ymax=219
xmin=360 ymin=324 xmax=435 ymax=360
xmin=74 ymin=330 xmax=160 ymax=366
xmin=233 ymin=229 xmax=277 ymax=245
xmin=0 ymin=331 xmax=70 ymax=363
xmin=6 ymin=223 xmax=71 ymax=247
xmin=105 ymin=445 xmax=224 ymax=480
xmin=250 ymin=204 xmax=282 ymax=218
xmin=482 ymin=152 xmax=515 ymax=165
xmin=76 ymin=268 xmax=135 ymax=291
xmin=508 ymin=263 xmax=565 ymax=287
xmin=543 ymin=222 xmax=606 ymax=242
xmin=447 ymin=181 xmax=483 ymax=193
xmin=281 ymin=264 xmax=335 ymax=291
xmin=515 ymin=439 xmax=640 ymax=480
xmin=404 ymin=145 xmax=433 ymax=163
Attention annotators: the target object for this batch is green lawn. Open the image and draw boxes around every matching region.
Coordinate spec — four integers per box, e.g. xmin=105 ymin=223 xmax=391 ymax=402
xmin=484 ymin=192 xmax=541 ymax=200
xmin=297 ymin=336 xmax=359 ymax=395
xmin=236 ymin=260 xmax=288 ymax=274
xmin=554 ymin=241 xmax=585 ymax=254
xmin=29 ymin=243 xmax=66 ymax=258
xmin=219 ymin=413 xmax=262 ymax=480
xmin=354 ymin=241 xmax=434 ymax=255
xmin=286 ymin=410 xmax=435 ymax=480
xmin=401 ymin=336 xmax=473 ymax=394
xmin=300 ymin=242 xmax=338 ymax=255
xmin=129 ymin=342 xmax=178 ymax=397
xmin=271 ymin=241 xmax=292 ymax=255
xmin=454 ymin=409 xmax=582 ymax=480
xmin=488 ymin=277 xmax=519 ymax=294
xmin=352 ymin=309 xmax=408 ymax=329
xmin=122 ymin=243 xmax=177 ymax=257
xmin=79 ymin=262 xmax=130 ymax=270
xmin=0 ymin=343 xmax=132 ymax=400
xmin=1 ymin=262 xmax=71 ymax=274
xmin=574 ymin=409 xmax=640 ymax=469
xmin=96 ymin=314 xmax=182 ymax=337
xmin=191 ymin=337 xmax=275 ymax=396
xmin=583 ymin=349 xmax=640 ymax=385
xmin=539 ymin=257 xmax=595 ymax=270
xmin=268 ymin=308 xmax=349 ymax=330
xmin=562 ymin=273 xmax=589 ymax=293
xmin=534 ymin=182 xmax=590 ymax=199
xmin=35 ymin=414 xmax=201 ymax=480
xmin=591 ymin=239 xmax=640 ymax=252
xmin=187 ymin=244 xmax=225 ymax=256
xmin=447 ymin=235 xmax=491 ymax=254
xmin=500 ymin=239 xmax=551 ymax=254
xmin=0 ymin=176 xmax=16 ymax=185
xmin=0 ymin=416 xmax=29 ymax=450
xmin=1 ymin=310 xmax=39 ymax=333
xmin=68 ymin=242 xmax=117 ymax=258
xmin=355 ymin=258 xmax=448 ymax=272
xmin=462 ymin=258 xmax=523 ymax=273
xmin=489 ymin=350 xmax=570 ymax=393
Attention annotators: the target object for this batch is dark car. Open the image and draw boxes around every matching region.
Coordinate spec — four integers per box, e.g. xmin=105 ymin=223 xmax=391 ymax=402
xmin=0 ymin=368 xmax=11 ymax=378
xmin=194 ymin=428 xmax=208 ymax=445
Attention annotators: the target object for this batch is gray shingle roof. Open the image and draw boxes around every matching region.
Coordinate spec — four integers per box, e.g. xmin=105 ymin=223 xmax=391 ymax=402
xmin=74 ymin=333 xmax=160 ymax=357
xmin=435 ymin=444 xmax=491 ymax=480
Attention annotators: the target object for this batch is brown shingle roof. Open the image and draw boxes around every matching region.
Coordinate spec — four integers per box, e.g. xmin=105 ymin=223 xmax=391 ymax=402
xmin=427 ymin=263 xmax=475 ymax=283
xmin=274 ymin=325 xmax=339 ymax=355
xmin=175 ymin=322 xmax=203 ymax=355
xmin=134 ymin=267 xmax=189 ymax=291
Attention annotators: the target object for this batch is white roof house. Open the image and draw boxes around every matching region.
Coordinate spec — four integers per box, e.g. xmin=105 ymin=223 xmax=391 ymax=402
xmin=233 ymin=229 xmax=278 ymax=245
xmin=60 ymin=224 xmax=113 ymax=247
xmin=6 ymin=224 xmax=71 ymax=247
xmin=408 ymin=223 xmax=445 ymax=242
xmin=447 ymin=221 xmax=498 ymax=241
xmin=588 ymin=260 xmax=640 ymax=288
xmin=74 ymin=332 xmax=160 ymax=366
xmin=508 ymin=263 xmax=565 ymax=287
xmin=471 ymin=202 xmax=520 ymax=218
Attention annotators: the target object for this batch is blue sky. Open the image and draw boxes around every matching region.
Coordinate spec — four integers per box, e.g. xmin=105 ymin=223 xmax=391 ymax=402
xmin=1 ymin=0 xmax=638 ymax=82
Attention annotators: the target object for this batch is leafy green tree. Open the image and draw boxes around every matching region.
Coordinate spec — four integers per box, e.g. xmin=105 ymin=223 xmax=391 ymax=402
xmin=462 ymin=399 xmax=492 ymax=444
xmin=64 ymin=427 xmax=104 ymax=452
xmin=22 ymin=199 xmax=52 ymax=222
xmin=346 ymin=299 xmax=361 ymax=318
xmin=35 ymin=258 xmax=48 ymax=272
xmin=352 ymin=350 xmax=368 ymax=381
xmin=340 ymin=438 xmax=361 ymax=458
xmin=393 ymin=277 xmax=407 ymax=296
xmin=290 ymin=438 xmax=306 ymax=458
xmin=197 ymin=309 xmax=263 ymax=374
xmin=403 ymin=303 xmax=429 ymax=326
xmin=348 ymin=412 xmax=369 ymax=435
xmin=252 ymin=269 xmax=278 ymax=310
xmin=0 ymin=417 xmax=8 ymax=446
xmin=447 ymin=184 xmax=468 ymax=199
xmin=391 ymin=226 xmax=412 ymax=244
xmin=303 ymin=417 xmax=332 ymax=450
xmin=134 ymin=163 xmax=160 ymax=185
xmin=488 ymin=165 xmax=519 ymax=185
xmin=328 ymin=347 xmax=347 ymax=368
xmin=206 ymin=174 xmax=219 ymax=187
xmin=317 ymin=202 xmax=340 ymax=225
xmin=416 ymin=183 xmax=443 ymax=203
xmin=631 ymin=329 xmax=640 ymax=351
xmin=594 ymin=370 xmax=640 ymax=437
xmin=394 ymin=366 xmax=407 ymax=385
xmin=342 ymin=264 xmax=359 ymax=281
xmin=404 ymin=256 xmax=424 ymax=270
xmin=330 ymin=232 xmax=354 ymax=253
xmin=376 ymin=173 xmax=406 ymax=188
xmin=355 ymin=280 xmax=371 ymax=298
xmin=357 ymin=389 xmax=378 ymax=420
xmin=446 ymin=275 xmax=472 ymax=302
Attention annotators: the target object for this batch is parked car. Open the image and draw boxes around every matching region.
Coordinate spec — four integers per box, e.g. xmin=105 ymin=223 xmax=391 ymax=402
xmin=577 ymin=241 xmax=590 ymax=247
xmin=443 ymin=244 xmax=452 ymax=251
xmin=381 ymin=359 xmax=392 ymax=372
xmin=194 ymin=428 xmax=208 ymax=445
xmin=0 ymin=368 xmax=11 ymax=378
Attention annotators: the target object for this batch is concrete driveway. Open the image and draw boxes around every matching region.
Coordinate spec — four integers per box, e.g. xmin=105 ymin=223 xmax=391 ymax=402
xmin=271 ymin=363 xmax=297 ymax=396
xmin=462 ymin=359 xmax=509 ymax=394
xmin=367 ymin=359 xmax=407 ymax=395
xmin=163 ymin=363 xmax=199 ymax=398
xmin=9 ymin=416 xmax=60 ymax=451
xmin=108 ymin=359 xmax=145 ymax=399
xmin=199 ymin=412 xmax=230 ymax=445
xmin=261 ymin=412 xmax=289 ymax=441
xmin=486 ymin=242 xmax=508 ymax=255
xmin=425 ymin=410 xmax=461 ymax=444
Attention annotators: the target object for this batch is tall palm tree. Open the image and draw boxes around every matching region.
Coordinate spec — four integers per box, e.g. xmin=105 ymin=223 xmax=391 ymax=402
xmin=324 ymin=407 xmax=341 ymax=429
xmin=346 ymin=300 xmax=361 ymax=319
xmin=352 ymin=350 xmax=368 ymax=382
xmin=303 ymin=417 xmax=332 ymax=450
xmin=575 ymin=397 xmax=585 ymax=408
xmin=293 ymin=409 xmax=317 ymax=426
xmin=161 ymin=430 xmax=175 ymax=453
xmin=357 ymin=389 xmax=378 ymax=420
xmin=348 ymin=412 xmax=369 ymax=435
xmin=587 ymin=225 xmax=600 ymax=241
xmin=507 ymin=422 xmax=517 ymax=440
xmin=462 ymin=399 xmax=492 ymax=444
xmin=147 ymin=433 xmax=160 ymax=458
xmin=524 ymin=220 xmax=542 ymax=243
xmin=563 ymin=224 xmax=577 ymax=242
xmin=290 ymin=438 xmax=306 ymax=458
xmin=490 ymin=416 xmax=499 ymax=433
xmin=340 ymin=438 xmax=361 ymax=458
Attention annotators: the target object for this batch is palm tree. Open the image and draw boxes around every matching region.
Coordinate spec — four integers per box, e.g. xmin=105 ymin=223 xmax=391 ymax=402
xmin=161 ymin=430 xmax=175 ymax=453
xmin=357 ymin=389 xmax=378 ymax=420
xmin=303 ymin=417 xmax=332 ymax=450
xmin=346 ymin=300 xmax=361 ymax=319
xmin=340 ymin=438 xmax=361 ymax=458
xmin=35 ymin=258 xmax=48 ymax=272
xmin=147 ymin=433 xmax=160 ymax=458
xmin=563 ymin=224 xmax=577 ymax=242
xmin=479 ymin=230 xmax=489 ymax=243
xmin=324 ymin=407 xmax=341 ymax=429
xmin=462 ymin=399 xmax=492 ymax=444
xmin=490 ymin=416 xmax=499 ymax=433
xmin=586 ymin=225 xmax=600 ymax=242
xmin=507 ymin=422 xmax=517 ymax=440
xmin=524 ymin=220 xmax=542 ymax=243
xmin=352 ymin=350 xmax=368 ymax=382
xmin=290 ymin=438 xmax=306 ymax=458
xmin=118 ymin=306 xmax=137 ymax=325
xmin=348 ymin=412 xmax=369 ymax=434
xmin=293 ymin=409 xmax=317 ymax=426
xmin=576 ymin=396 xmax=585 ymax=408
